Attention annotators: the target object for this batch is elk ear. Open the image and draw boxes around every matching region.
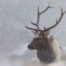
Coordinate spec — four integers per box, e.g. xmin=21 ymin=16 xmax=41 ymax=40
xmin=44 ymin=27 xmax=50 ymax=36
xmin=49 ymin=36 xmax=54 ymax=41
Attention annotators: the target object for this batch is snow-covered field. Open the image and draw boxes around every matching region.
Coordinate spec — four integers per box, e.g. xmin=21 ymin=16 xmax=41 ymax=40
xmin=0 ymin=0 xmax=66 ymax=66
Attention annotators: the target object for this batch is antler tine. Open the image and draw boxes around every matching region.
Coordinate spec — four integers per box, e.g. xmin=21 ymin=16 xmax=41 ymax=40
xmin=40 ymin=3 xmax=53 ymax=15
xmin=56 ymin=7 xmax=65 ymax=23
xmin=43 ymin=7 xmax=66 ymax=32
xmin=25 ymin=26 xmax=42 ymax=32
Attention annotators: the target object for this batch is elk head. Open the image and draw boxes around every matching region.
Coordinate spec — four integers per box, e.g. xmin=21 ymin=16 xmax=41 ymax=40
xmin=25 ymin=4 xmax=66 ymax=63
xmin=26 ymin=5 xmax=66 ymax=50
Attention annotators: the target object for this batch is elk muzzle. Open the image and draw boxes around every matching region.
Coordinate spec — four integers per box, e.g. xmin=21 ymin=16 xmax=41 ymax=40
xmin=28 ymin=44 xmax=34 ymax=50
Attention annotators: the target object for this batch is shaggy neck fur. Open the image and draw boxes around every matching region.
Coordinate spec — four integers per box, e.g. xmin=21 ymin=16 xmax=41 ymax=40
xmin=37 ymin=38 xmax=61 ymax=64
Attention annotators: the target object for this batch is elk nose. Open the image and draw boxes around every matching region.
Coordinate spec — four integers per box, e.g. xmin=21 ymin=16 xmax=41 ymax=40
xmin=28 ymin=45 xmax=31 ymax=49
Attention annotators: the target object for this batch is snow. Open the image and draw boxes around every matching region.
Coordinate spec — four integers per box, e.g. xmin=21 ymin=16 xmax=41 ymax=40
xmin=0 ymin=0 xmax=66 ymax=66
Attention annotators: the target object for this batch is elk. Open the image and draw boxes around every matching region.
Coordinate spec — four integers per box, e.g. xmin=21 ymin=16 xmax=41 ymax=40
xmin=25 ymin=4 xmax=66 ymax=64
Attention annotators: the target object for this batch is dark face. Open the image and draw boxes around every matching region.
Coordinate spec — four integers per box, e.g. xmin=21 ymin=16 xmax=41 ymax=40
xmin=28 ymin=36 xmax=48 ymax=50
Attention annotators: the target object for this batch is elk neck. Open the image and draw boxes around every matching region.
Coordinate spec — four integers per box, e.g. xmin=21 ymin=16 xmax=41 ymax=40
xmin=37 ymin=37 xmax=56 ymax=64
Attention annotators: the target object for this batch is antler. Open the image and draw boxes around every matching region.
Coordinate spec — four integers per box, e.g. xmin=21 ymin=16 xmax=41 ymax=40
xmin=26 ymin=4 xmax=66 ymax=36
xmin=43 ymin=8 xmax=66 ymax=32
xmin=25 ymin=4 xmax=53 ymax=33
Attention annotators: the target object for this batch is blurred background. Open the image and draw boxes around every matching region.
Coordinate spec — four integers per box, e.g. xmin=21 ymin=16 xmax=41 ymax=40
xmin=0 ymin=0 xmax=66 ymax=66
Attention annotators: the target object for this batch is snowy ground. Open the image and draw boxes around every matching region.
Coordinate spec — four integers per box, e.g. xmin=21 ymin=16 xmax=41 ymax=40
xmin=0 ymin=0 xmax=66 ymax=66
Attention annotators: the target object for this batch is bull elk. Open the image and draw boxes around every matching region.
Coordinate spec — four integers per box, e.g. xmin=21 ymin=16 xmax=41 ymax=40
xmin=25 ymin=4 xmax=66 ymax=64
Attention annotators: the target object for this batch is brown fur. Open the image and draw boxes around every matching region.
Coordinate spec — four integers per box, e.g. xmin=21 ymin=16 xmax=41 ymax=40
xmin=28 ymin=36 xmax=56 ymax=64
